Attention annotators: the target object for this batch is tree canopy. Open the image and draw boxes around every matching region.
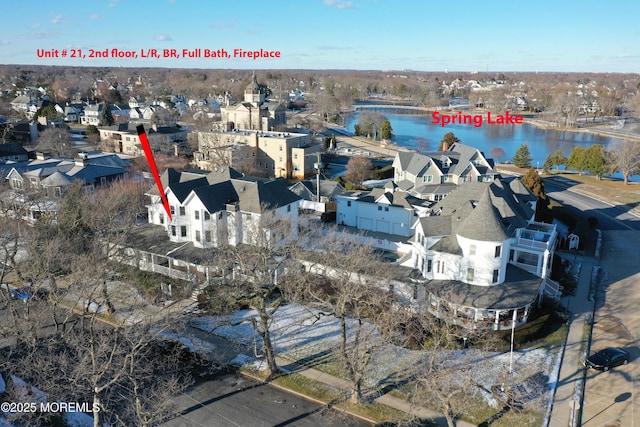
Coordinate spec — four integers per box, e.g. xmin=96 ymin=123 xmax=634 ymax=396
xmin=438 ymin=132 xmax=460 ymax=151
xmin=542 ymin=149 xmax=567 ymax=172
xmin=99 ymin=103 xmax=114 ymax=126
xmin=512 ymin=143 xmax=532 ymax=168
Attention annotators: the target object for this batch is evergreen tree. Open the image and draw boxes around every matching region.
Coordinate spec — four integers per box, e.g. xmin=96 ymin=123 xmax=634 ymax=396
xmin=521 ymin=167 xmax=552 ymax=223
xmin=380 ymin=119 xmax=393 ymax=140
xmin=583 ymin=144 xmax=607 ymax=179
xmin=543 ymin=149 xmax=568 ymax=172
xmin=566 ymin=146 xmax=586 ymax=175
xmin=438 ymin=132 xmax=460 ymax=151
xmin=512 ymin=143 xmax=532 ymax=168
xmin=99 ymin=103 xmax=114 ymax=126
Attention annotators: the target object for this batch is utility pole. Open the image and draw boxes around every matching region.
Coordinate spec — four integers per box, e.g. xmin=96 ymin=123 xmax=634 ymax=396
xmin=315 ymin=151 xmax=323 ymax=203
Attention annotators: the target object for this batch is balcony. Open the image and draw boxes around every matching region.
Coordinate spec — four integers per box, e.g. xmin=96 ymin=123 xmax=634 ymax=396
xmin=515 ymin=222 xmax=556 ymax=251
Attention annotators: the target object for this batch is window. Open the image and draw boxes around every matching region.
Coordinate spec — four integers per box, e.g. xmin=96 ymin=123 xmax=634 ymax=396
xmin=436 ymin=261 xmax=440 ymax=273
xmin=180 ymin=226 xmax=187 ymax=237
xmin=204 ymin=211 xmax=210 ymax=221
xmin=294 ymin=154 xmax=298 ymax=160
xmin=159 ymin=214 xmax=164 ymax=224
xmin=179 ymin=206 xmax=186 ymax=216
xmin=427 ymin=259 xmax=432 ymax=273
xmin=492 ymin=269 xmax=500 ymax=284
xmin=171 ymin=226 xmax=176 ymax=236
xmin=100 ymin=177 xmax=107 ymax=186
xmin=384 ymin=207 xmax=389 ymax=212
xmin=287 ymin=205 xmax=291 ymax=212
xmin=422 ymin=175 xmax=433 ymax=183
xmin=195 ymin=230 xmax=201 ymax=242
xmin=378 ymin=206 xmax=382 ymax=211
xmin=347 ymin=201 xmax=352 ymax=207
xmin=205 ymin=231 xmax=211 ymax=242
xmin=218 ymin=212 xmax=223 ymax=220
xmin=467 ymin=268 xmax=474 ymax=282
xmin=517 ymin=252 xmax=539 ymax=266
xmin=194 ymin=210 xmax=200 ymax=220
xmin=170 ymin=206 xmax=175 ymax=216
xmin=495 ymin=245 xmax=502 ymax=258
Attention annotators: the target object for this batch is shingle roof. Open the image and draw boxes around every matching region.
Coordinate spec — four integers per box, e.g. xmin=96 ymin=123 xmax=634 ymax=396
xmin=456 ymin=186 xmax=510 ymax=241
xmin=40 ymin=171 xmax=72 ymax=187
xmin=427 ymin=265 xmax=542 ymax=310
xmin=162 ymin=168 xmax=300 ymax=215
xmin=0 ymin=143 xmax=28 ymax=157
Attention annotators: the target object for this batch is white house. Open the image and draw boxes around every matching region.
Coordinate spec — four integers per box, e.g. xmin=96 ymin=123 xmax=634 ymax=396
xmin=406 ymin=178 xmax=559 ymax=330
xmin=147 ymin=168 xmax=301 ymax=248
xmin=392 ymin=142 xmax=497 ymax=201
xmin=336 ymin=188 xmax=416 ymax=237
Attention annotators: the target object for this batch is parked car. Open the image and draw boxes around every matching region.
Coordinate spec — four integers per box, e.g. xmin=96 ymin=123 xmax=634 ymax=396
xmin=4 ymin=286 xmax=49 ymax=302
xmin=585 ymin=347 xmax=630 ymax=371
xmin=320 ymin=210 xmax=336 ymax=222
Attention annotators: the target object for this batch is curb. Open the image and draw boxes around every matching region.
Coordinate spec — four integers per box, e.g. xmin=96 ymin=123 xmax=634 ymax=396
xmin=239 ymin=369 xmax=379 ymax=426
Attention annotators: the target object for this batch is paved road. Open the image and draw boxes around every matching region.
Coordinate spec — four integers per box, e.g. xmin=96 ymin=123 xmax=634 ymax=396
xmin=544 ymin=179 xmax=640 ymax=231
xmin=582 ymin=230 xmax=640 ymax=427
xmin=160 ymin=371 xmax=370 ymax=427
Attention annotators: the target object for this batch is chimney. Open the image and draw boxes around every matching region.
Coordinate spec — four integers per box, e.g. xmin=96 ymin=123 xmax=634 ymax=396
xmin=74 ymin=152 xmax=89 ymax=167
xmin=36 ymin=152 xmax=50 ymax=160
xmin=442 ymin=142 xmax=449 ymax=151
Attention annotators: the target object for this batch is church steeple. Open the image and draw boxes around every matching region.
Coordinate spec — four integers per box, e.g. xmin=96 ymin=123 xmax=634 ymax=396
xmin=244 ymin=71 xmax=265 ymax=105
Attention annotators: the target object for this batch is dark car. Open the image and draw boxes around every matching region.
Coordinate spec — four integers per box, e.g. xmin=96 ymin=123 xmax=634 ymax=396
xmin=585 ymin=347 xmax=630 ymax=371
xmin=320 ymin=210 xmax=336 ymax=222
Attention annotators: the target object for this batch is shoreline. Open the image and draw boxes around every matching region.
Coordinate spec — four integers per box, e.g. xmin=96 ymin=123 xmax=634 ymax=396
xmin=349 ymin=103 xmax=640 ymax=142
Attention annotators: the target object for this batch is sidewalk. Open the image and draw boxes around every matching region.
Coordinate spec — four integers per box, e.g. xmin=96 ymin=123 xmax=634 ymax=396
xmin=274 ymin=356 xmax=476 ymax=427
xmin=548 ymin=254 xmax=598 ymax=427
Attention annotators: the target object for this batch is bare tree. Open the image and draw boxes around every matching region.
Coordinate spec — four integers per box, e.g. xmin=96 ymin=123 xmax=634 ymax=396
xmin=607 ymin=139 xmax=640 ymax=184
xmin=35 ymin=127 xmax=77 ymax=158
xmin=344 ymin=155 xmax=373 ymax=186
xmin=201 ymin=213 xmax=301 ymax=380
xmin=285 ymin=232 xmax=397 ymax=403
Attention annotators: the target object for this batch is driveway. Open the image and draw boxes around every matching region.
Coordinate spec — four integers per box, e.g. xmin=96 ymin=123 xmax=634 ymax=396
xmin=582 ymin=230 xmax=640 ymax=426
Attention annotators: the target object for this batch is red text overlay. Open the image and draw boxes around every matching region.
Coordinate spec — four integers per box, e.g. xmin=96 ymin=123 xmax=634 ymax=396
xmin=36 ymin=48 xmax=281 ymax=60
xmin=431 ymin=111 xmax=524 ymax=128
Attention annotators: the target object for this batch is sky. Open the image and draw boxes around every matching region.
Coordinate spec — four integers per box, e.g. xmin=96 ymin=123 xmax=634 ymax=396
xmin=1 ymin=0 xmax=639 ymax=72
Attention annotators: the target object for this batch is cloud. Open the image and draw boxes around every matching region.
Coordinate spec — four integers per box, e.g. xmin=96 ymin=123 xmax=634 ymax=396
xmin=31 ymin=23 xmax=41 ymax=29
xmin=209 ymin=20 xmax=236 ymax=29
xmin=109 ymin=0 xmax=122 ymax=7
xmin=51 ymin=14 xmax=67 ymax=25
xmin=323 ymin=0 xmax=356 ymax=9
xmin=0 ymin=40 xmax=10 ymax=45
xmin=154 ymin=34 xmax=173 ymax=41
xmin=90 ymin=13 xmax=101 ymax=20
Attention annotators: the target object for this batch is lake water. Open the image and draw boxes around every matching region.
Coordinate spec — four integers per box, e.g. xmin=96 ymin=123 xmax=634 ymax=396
xmin=344 ymin=111 xmax=625 ymax=172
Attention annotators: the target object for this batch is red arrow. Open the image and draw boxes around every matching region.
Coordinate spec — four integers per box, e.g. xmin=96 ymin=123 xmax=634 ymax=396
xmin=137 ymin=124 xmax=172 ymax=221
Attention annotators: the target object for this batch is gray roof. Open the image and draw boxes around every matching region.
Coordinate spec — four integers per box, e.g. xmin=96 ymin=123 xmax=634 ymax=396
xmin=289 ymin=179 xmax=345 ymax=200
xmin=418 ymin=215 xmax=452 ymax=237
xmin=426 ymin=265 xmax=543 ymax=311
xmin=425 ymin=177 xmax=535 ymax=242
xmin=161 ymin=168 xmax=301 ymax=214
xmin=429 ymin=235 xmax=462 ymax=255
xmin=0 ymin=143 xmax=28 ymax=157
xmin=40 ymin=171 xmax=72 ymax=187
xmin=395 ymin=143 xmax=496 ymax=182
xmin=456 ymin=186 xmax=510 ymax=242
